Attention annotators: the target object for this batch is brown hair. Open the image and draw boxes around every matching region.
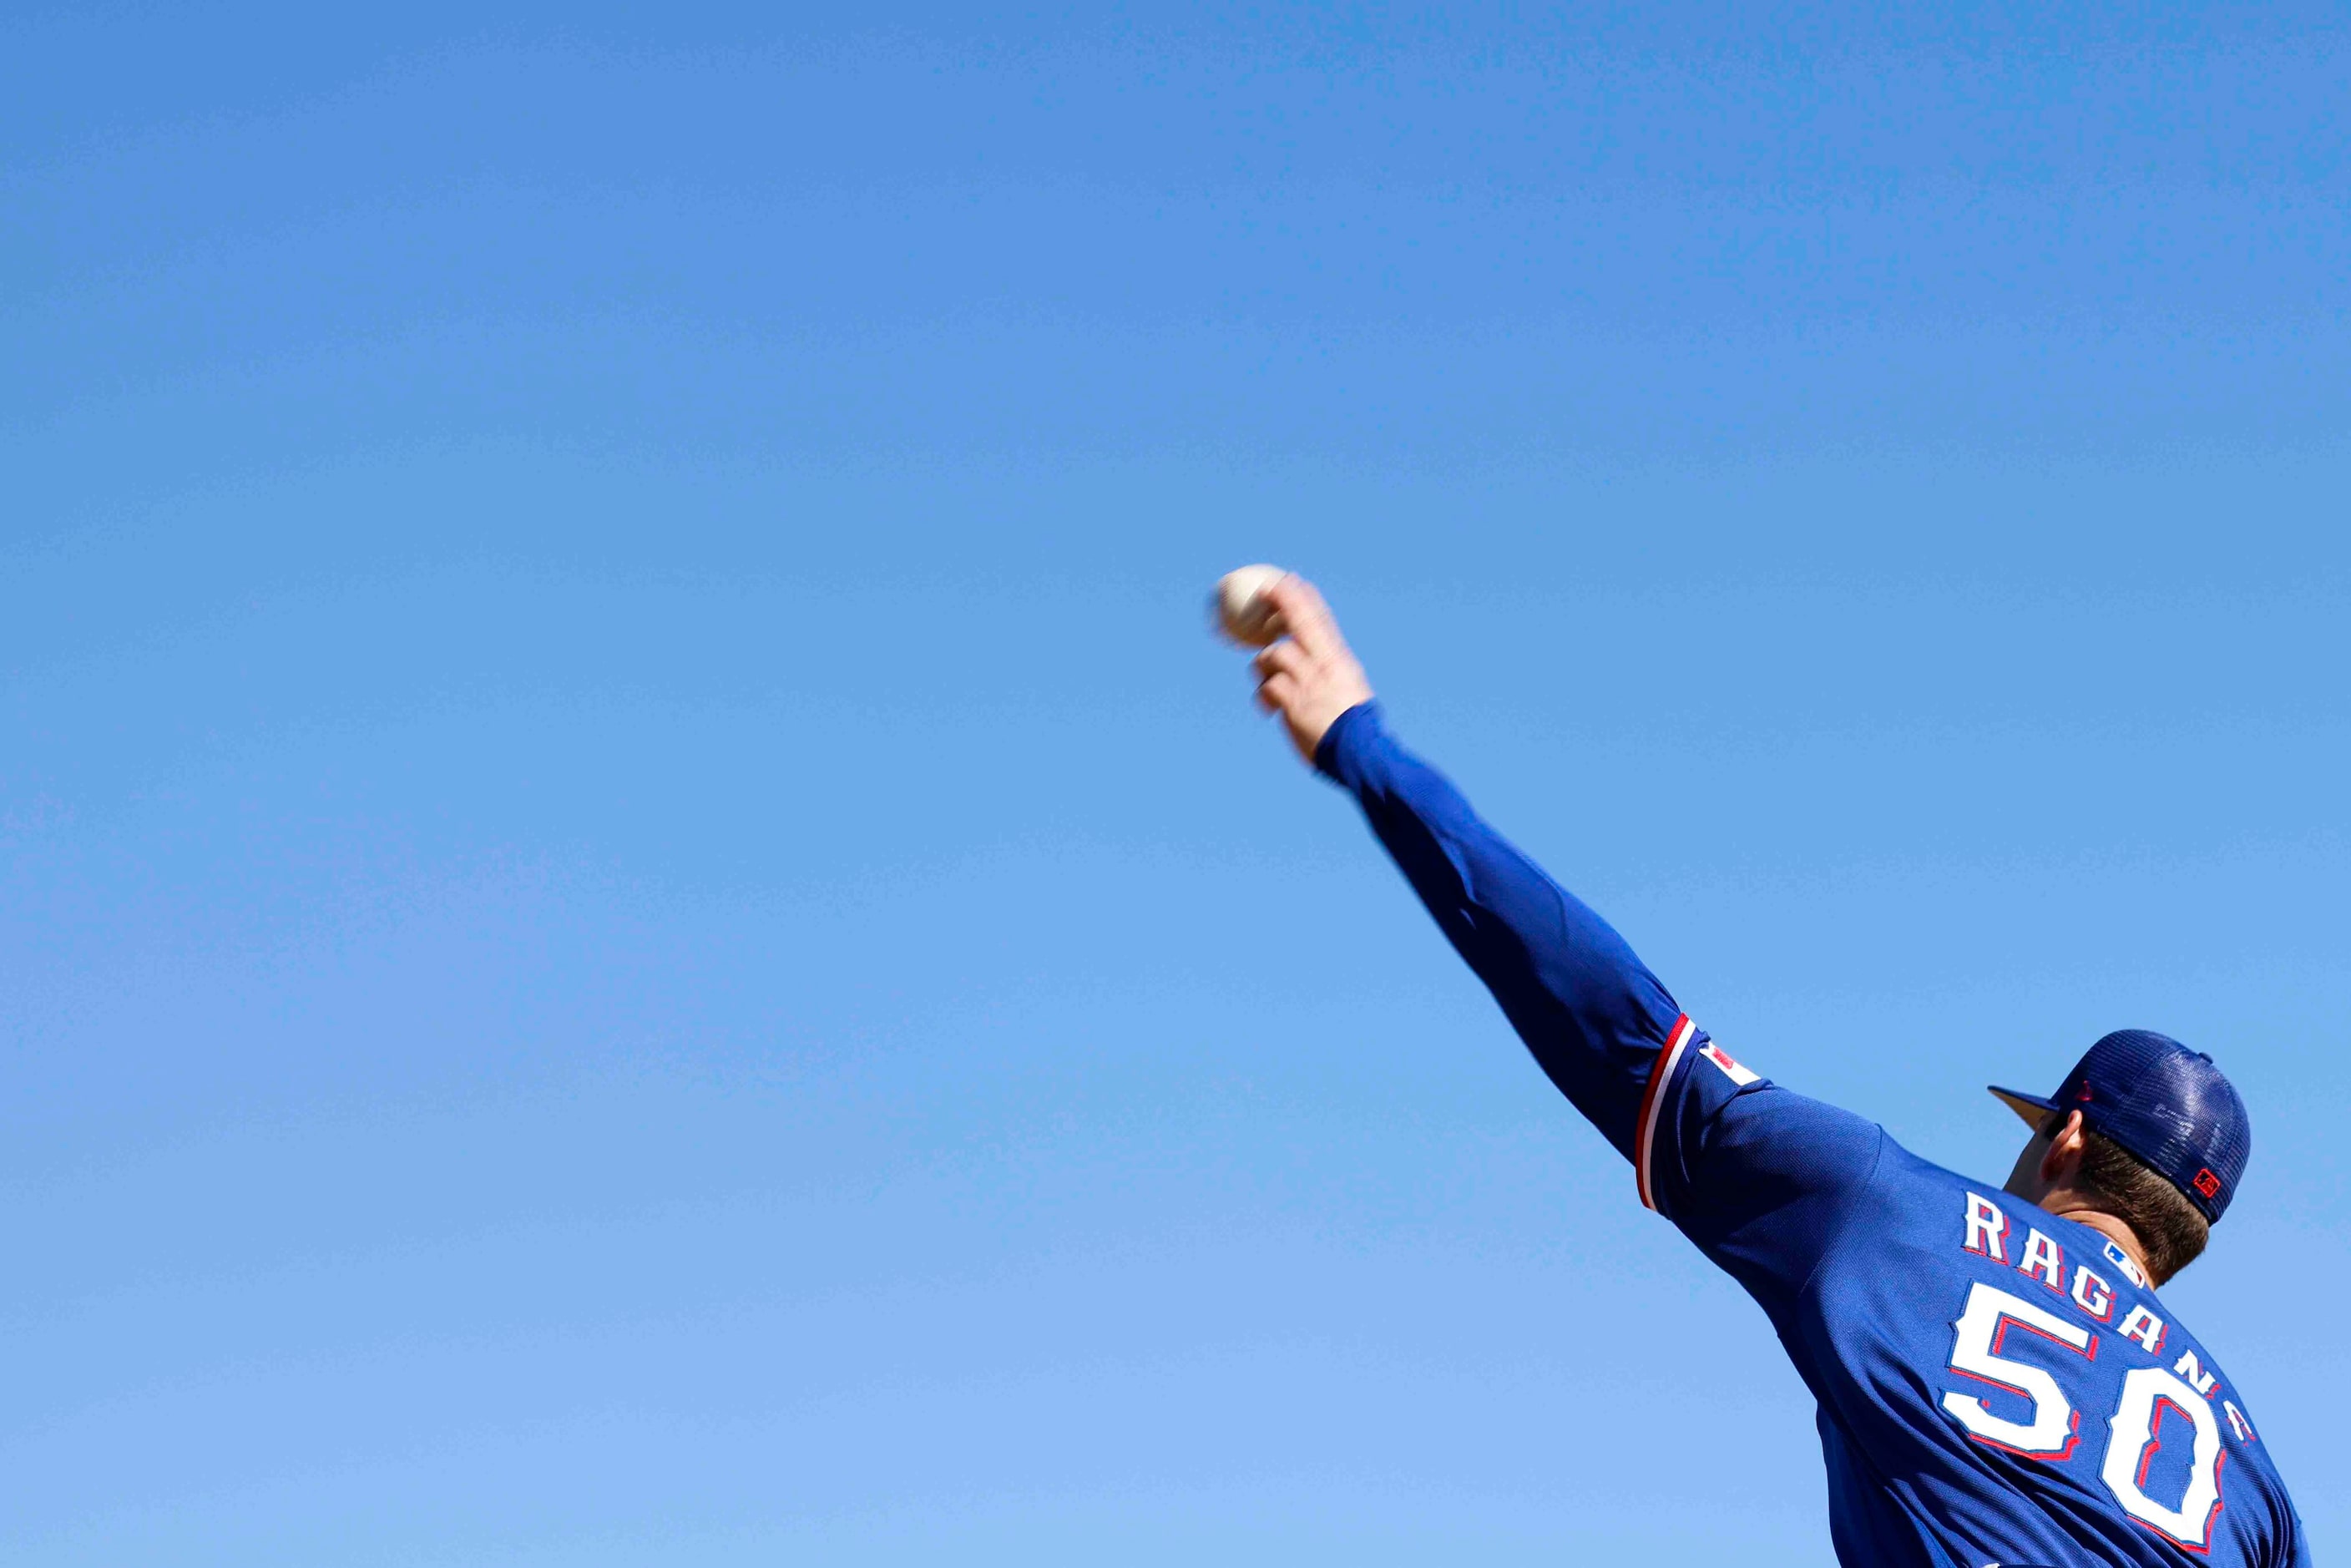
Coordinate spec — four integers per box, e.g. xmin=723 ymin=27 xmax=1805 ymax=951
xmin=2045 ymin=1113 xmax=2211 ymax=1283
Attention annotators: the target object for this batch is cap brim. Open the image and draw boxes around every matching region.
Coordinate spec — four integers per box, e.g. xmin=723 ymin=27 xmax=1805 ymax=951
xmin=1989 ymin=1085 xmax=2060 ymax=1130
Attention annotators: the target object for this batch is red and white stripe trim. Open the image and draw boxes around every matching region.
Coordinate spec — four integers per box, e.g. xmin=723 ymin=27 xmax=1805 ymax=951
xmin=1634 ymin=1014 xmax=1698 ymax=1212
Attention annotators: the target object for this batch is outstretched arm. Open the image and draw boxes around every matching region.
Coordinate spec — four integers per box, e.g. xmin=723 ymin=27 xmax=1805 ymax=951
xmin=1247 ymin=576 xmax=1686 ymax=1164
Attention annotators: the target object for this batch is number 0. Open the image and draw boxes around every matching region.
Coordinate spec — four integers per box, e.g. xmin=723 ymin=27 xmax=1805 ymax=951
xmin=2103 ymin=1366 xmax=2226 ymax=1550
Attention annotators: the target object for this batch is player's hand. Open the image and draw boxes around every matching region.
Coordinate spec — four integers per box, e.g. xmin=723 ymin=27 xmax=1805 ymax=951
xmin=1251 ymin=574 xmax=1374 ymax=766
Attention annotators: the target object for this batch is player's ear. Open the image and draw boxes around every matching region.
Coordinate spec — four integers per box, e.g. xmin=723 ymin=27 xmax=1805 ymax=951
xmin=2038 ymin=1110 xmax=2088 ymax=1186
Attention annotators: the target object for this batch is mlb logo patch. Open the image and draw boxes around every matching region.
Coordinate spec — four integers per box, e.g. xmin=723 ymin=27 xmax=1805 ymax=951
xmin=2192 ymin=1168 xmax=2222 ymax=1200
xmin=1697 ymin=1042 xmax=1760 ymax=1086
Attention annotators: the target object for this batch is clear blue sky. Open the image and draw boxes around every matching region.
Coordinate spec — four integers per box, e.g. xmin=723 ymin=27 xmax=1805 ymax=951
xmin=5 ymin=3 xmax=2346 ymax=1562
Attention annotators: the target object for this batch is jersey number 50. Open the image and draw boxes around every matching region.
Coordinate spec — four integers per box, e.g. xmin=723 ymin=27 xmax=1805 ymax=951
xmin=1943 ymin=1282 xmax=2226 ymax=1550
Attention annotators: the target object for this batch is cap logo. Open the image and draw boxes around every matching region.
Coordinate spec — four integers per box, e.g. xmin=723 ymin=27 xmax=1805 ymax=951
xmin=2076 ymin=1085 xmax=2093 ymax=1101
xmin=2192 ymin=1168 xmax=2222 ymax=1201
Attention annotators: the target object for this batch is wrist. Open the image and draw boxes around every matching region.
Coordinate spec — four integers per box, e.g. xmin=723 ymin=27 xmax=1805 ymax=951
xmin=1312 ymin=699 xmax=1384 ymax=783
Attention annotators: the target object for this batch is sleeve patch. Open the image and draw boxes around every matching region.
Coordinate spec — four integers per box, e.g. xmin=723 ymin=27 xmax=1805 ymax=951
xmin=1697 ymin=1041 xmax=1760 ymax=1086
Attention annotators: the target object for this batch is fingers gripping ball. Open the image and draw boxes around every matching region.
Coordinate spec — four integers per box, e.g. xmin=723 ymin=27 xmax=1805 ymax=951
xmin=1213 ymin=566 xmax=1374 ymax=765
xmin=1211 ymin=564 xmax=1288 ymax=647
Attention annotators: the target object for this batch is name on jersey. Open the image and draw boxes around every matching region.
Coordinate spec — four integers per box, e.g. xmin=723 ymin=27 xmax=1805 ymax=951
xmin=1959 ymin=1190 xmax=2252 ymax=1441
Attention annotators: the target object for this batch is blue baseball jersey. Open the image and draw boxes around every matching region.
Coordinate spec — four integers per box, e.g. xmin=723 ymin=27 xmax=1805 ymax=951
xmin=1317 ymin=702 xmax=2308 ymax=1568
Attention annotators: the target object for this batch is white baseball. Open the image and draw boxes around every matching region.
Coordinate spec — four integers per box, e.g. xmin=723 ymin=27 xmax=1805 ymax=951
xmin=1211 ymin=564 xmax=1288 ymax=647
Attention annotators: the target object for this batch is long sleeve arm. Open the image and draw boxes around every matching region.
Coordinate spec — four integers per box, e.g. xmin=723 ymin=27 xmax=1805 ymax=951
xmin=1314 ymin=701 xmax=1684 ymax=1164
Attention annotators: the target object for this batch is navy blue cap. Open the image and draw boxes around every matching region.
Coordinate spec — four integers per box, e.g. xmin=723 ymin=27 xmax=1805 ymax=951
xmin=1989 ymin=1029 xmax=2252 ymax=1223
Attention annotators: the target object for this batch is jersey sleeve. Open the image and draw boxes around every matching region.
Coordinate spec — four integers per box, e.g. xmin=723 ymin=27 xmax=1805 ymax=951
xmin=1315 ymin=700 xmax=1686 ymax=1166
xmin=1317 ymin=701 xmax=1884 ymax=1298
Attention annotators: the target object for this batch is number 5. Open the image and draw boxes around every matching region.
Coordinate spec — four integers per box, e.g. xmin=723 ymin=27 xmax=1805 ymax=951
xmin=1942 ymin=1282 xmax=2097 ymax=1458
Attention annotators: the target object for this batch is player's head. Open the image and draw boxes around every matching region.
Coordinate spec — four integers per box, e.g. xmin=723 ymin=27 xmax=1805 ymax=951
xmin=1989 ymin=1029 xmax=2252 ymax=1285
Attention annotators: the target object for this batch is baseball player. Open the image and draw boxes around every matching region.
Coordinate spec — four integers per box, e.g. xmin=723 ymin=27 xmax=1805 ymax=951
xmin=1239 ymin=574 xmax=2308 ymax=1566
